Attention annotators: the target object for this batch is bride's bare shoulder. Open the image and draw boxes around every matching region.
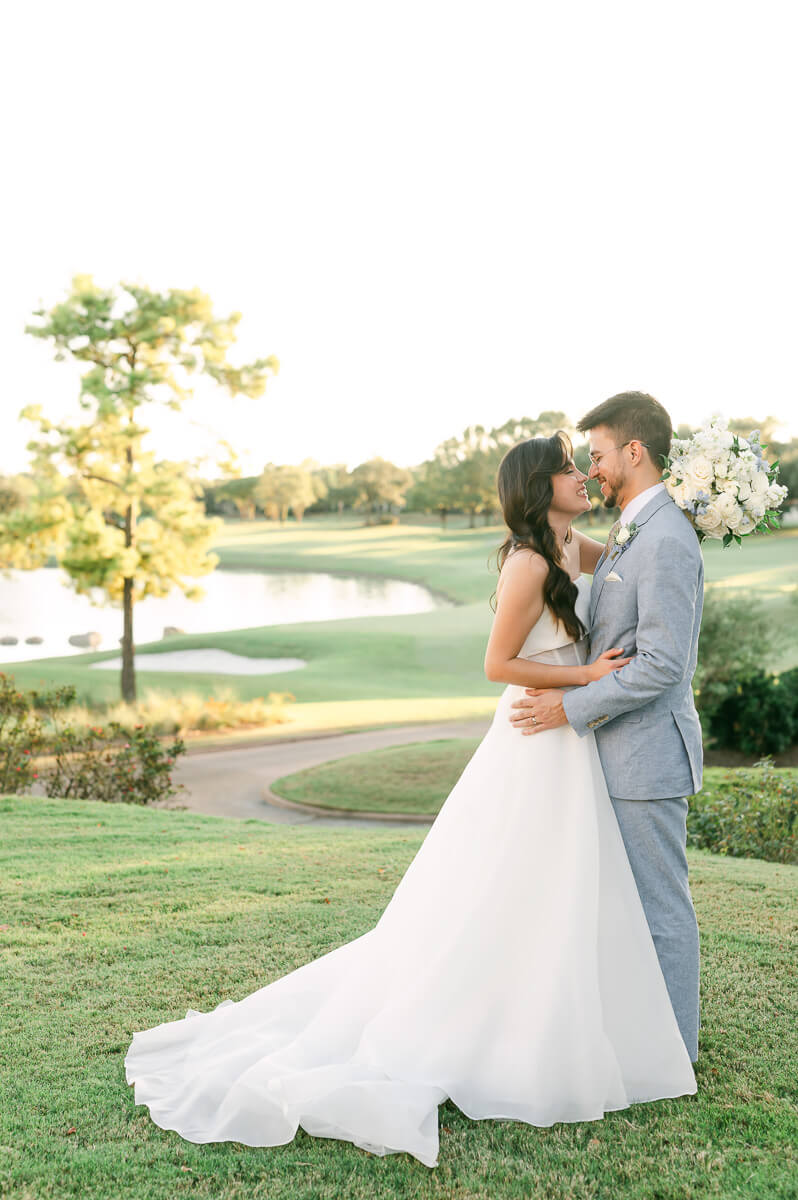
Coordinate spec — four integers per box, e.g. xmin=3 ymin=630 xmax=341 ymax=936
xmin=497 ymin=548 xmax=548 ymax=599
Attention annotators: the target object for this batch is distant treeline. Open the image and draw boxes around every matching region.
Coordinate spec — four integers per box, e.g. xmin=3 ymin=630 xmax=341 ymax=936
xmin=4 ymin=413 xmax=795 ymax=531
xmin=200 ymin=413 xmax=798 ymax=527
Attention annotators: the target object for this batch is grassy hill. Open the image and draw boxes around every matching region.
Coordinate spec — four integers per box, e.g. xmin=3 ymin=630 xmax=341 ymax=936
xmin=0 ymin=794 xmax=796 ymax=1199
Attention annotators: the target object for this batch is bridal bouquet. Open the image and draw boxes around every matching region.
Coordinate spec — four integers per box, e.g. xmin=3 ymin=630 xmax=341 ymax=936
xmin=663 ymin=416 xmax=789 ymax=545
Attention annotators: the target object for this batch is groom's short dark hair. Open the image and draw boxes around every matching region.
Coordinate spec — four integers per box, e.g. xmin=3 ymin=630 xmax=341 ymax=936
xmin=577 ymin=391 xmax=672 ymax=467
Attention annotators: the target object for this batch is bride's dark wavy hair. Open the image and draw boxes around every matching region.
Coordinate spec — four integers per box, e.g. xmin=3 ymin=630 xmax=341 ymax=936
xmin=492 ymin=432 xmax=586 ymax=641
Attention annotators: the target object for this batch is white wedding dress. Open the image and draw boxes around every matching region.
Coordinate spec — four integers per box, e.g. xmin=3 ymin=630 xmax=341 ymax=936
xmin=125 ymin=576 xmax=696 ymax=1168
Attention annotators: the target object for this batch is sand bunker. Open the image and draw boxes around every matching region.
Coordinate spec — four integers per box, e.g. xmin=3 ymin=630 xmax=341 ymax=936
xmin=90 ymin=650 xmax=306 ymax=675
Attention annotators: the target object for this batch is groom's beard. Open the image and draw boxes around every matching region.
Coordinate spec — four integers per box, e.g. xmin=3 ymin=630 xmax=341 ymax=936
xmin=599 ymin=471 xmax=627 ymax=509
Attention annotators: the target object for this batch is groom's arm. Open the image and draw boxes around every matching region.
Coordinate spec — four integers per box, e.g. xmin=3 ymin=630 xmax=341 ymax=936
xmin=562 ymin=535 xmax=702 ymax=738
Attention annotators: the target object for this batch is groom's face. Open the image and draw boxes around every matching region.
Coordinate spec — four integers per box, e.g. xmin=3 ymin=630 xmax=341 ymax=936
xmin=587 ymin=425 xmax=629 ymax=509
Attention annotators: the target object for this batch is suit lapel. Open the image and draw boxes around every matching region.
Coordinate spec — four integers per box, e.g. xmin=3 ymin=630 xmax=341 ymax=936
xmin=590 ymin=490 xmax=673 ymax=622
xmin=590 ymin=549 xmax=617 ymax=622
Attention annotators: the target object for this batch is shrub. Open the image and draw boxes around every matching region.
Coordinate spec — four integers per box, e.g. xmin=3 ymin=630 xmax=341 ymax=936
xmin=708 ymin=667 xmax=798 ymax=755
xmin=0 ymin=673 xmax=74 ymax=793
xmin=0 ymin=672 xmax=185 ymax=806
xmin=38 ymin=721 xmax=185 ymax=806
xmin=693 ymin=590 xmax=780 ymax=730
xmin=61 ymin=688 xmax=294 ymax=736
xmin=688 ymin=760 xmax=798 ymax=864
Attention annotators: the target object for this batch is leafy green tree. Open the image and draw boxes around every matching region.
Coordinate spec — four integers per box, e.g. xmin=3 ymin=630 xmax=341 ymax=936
xmin=0 ymin=276 xmax=278 ymax=701
xmin=406 ymin=458 xmax=461 ymax=526
xmin=350 ymin=458 xmax=413 ymax=521
xmin=0 ymin=475 xmax=35 ymax=515
xmin=452 ymin=454 xmax=495 ymax=527
xmin=430 ymin=426 xmax=496 ymax=527
xmin=213 ymin=475 xmax=260 ymax=520
xmin=306 ymin=464 xmax=357 ymax=513
xmin=254 ymin=464 xmax=317 ymax=522
xmin=489 ymin=412 xmax=573 ymax=453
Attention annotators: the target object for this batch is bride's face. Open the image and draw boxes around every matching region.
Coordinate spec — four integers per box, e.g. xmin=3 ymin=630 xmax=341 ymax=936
xmin=549 ymin=459 xmax=590 ymax=518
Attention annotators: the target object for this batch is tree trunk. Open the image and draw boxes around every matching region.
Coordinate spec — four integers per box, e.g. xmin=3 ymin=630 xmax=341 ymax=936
xmin=469 ymin=509 xmax=476 ymax=528
xmin=121 ymin=575 xmax=136 ymax=702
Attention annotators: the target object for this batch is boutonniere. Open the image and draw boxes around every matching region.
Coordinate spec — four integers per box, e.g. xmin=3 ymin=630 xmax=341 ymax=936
xmin=610 ymin=521 xmax=639 ymax=560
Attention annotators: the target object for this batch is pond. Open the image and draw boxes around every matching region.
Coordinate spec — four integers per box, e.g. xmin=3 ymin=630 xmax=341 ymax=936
xmin=0 ymin=568 xmax=452 ymax=663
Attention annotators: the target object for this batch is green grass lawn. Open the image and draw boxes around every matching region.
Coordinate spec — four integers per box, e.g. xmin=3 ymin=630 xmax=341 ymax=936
xmin=271 ymin=739 xmax=798 ymax=819
xmin=272 ymin=737 xmax=484 ymax=814
xmin=4 ymin=518 xmax=797 ymax=738
xmin=1 ymin=795 xmax=797 ymax=1199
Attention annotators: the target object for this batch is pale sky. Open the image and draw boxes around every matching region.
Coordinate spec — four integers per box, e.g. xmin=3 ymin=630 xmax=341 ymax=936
xmin=2 ymin=0 xmax=797 ymax=479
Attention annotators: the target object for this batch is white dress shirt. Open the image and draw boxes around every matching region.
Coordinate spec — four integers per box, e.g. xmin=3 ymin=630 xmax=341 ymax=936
xmin=620 ymin=482 xmax=665 ymax=525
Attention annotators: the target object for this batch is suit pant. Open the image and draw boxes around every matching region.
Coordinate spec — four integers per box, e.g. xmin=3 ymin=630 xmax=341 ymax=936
xmin=610 ymin=795 xmax=700 ymax=1062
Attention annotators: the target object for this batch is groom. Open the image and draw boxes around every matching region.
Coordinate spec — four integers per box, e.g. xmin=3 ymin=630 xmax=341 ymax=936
xmin=511 ymin=391 xmax=703 ymax=1063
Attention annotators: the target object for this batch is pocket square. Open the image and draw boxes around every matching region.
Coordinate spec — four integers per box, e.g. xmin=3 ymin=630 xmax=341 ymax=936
xmin=605 ymin=571 xmax=623 ymax=582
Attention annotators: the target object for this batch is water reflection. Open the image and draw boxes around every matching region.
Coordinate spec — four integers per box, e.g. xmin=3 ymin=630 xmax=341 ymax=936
xmin=0 ymin=568 xmax=451 ymax=662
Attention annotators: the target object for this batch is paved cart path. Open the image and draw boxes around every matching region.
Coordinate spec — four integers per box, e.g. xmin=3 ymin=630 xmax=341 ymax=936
xmin=172 ymin=720 xmax=490 ymax=829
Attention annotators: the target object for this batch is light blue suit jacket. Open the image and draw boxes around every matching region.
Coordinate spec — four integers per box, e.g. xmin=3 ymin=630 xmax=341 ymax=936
xmin=563 ymin=491 xmax=704 ymax=800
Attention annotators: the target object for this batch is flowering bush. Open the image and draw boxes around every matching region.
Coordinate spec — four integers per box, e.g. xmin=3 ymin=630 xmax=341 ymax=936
xmin=664 ymin=416 xmax=789 ymax=545
xmin=0 ymin=671 xmax=185 ymax=805
xmin=687 ymin=759 xmax=797 ymax=864
xmin=39 ymin=721 xmax=185 ymax=806
xmin=0 ymin=673 xmax=74 ymax=794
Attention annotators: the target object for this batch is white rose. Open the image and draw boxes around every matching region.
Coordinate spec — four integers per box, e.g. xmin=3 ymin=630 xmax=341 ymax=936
xmin=667 ymin=480 xmax=694 ymax=508
xmin=715 ymin=493 xmax=738 ymax=521
xmin=751 ymin=470 xmax=769 ymax=495
xmin=737 ymin=512 xmax=757 ymax=535
xmin=616 ymin=525 xmax=632 ymax=545
xmin=723 ymin=503 xmax=745 ymax=531
xmin=736 ymin=481 xmax=752 ymax=502
xmin=695 ymin=502 xmax=724 ymax=533
xmin=686 ymin=455 xmax=714 ymax=489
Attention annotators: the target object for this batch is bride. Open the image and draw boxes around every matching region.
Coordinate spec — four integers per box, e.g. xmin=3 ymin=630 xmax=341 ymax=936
xmin=125 ymin=432 xmax=697 ymax=1168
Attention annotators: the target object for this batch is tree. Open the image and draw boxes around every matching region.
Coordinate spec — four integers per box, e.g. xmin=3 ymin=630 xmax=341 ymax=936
xmin=405 ymin=458 xmax=461 ymax=526
xmin=489 ymin=412 xmax=573 ymax=454
xmin=0 ymin=276 xmax=278 ymax=701
xmin=430 ymin=425 xmax=496 ymax=527
xmin=213 ymin=475 xmax=260 ymax=520
xmin=254 ymin=464 xmax=317 ymax=522
xmin=306 ymin=464 xmax=358 ymax=513
xmin=350 ymin=458 xmax=413 ymax=520
xmin=452 ymin=453 xmax=495 ymax=527
xmin=0 ymin=474 xmax=35 ymax=515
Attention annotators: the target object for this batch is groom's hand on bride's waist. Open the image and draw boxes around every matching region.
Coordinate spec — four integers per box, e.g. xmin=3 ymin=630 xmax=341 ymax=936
xmin=510 ymin=689 xmax=567 ymax=735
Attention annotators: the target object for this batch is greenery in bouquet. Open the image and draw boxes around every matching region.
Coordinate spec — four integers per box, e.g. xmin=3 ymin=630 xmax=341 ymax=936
xmin=663 ymin=416 xmax=788 ymax=545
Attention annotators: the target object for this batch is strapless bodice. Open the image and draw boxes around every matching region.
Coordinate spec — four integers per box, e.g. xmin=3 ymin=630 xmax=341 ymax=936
xmin=518 ymin=574 xmax=591 ymax=667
